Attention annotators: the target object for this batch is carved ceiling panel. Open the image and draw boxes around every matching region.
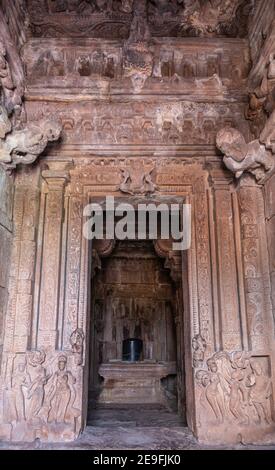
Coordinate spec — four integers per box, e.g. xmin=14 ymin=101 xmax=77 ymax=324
xmin=26 ymin=0 xmax=253 ymax=39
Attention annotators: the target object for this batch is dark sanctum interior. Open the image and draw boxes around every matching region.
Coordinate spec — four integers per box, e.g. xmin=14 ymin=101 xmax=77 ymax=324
xmin=88 ymin=240 xmax=185 ymax=427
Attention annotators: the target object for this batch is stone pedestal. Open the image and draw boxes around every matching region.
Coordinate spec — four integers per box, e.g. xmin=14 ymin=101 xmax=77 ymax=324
xmin=98 ymin=361 xmax=176 ymax=405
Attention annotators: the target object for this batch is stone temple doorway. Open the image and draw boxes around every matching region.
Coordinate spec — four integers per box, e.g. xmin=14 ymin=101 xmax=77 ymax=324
xmin=87 ymin=239 xmax=186 ymax=428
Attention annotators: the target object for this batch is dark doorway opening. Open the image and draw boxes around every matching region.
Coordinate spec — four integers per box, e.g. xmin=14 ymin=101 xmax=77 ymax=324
xmin=88 ymin=240 xmax=186 ymax=427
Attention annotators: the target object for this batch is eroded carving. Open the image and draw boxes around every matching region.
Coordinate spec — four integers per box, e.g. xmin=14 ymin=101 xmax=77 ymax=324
xmin=119 ymin=165 xmax=157 ymax=195
xmin=192 ymin=334 xmax=206 ymax=368
xmin=70 ymin=329 xmax=85 ymax=365
xmin=48 ymin=354 xmax=79 ymax=424
xmin=246 ymin=54 xmax=275 ymax=136
xmin=181 ymin=0 xmax=251 ymax=38
xmin=26 ymin=0 xmax=252 ymax=39
xmin=247 ymin=359 xmax=272 ymax=425
xmin=0 ymin=40 xmax=15 ymax=114
xmin=10 ymin=356 xmax=31 ymax=423
xmin=216 ymin=126 xmax=274 ymax=182
xmin=0 ymin=105 xmax=62 ymax=170
xmin=27 ymin=350 xmax=49 ymax=423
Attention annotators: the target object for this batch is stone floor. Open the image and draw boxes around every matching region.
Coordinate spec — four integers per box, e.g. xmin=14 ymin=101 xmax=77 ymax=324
xmin=1 ymin=406 xmax=275 ymax=450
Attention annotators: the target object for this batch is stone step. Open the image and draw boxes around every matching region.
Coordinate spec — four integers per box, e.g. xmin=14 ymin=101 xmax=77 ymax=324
xmin=89 ymin=420 xmax=137 ymax=427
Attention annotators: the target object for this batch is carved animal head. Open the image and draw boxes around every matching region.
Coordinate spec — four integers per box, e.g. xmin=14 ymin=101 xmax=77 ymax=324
xmin=216 ymin=127 xmax=247 ymax=163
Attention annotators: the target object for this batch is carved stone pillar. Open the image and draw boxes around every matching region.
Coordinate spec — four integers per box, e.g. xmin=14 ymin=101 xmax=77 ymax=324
xmin=237 ymin=176 xmax=272 ymax=354
xmin=0 ymin=167 xmax=41 ymax=440
xmin=3 ymin=167 xmax=41 ymax=354
xmin=36 ymin=164 xmax=70 ymax=350
xmin=208 ymin=168 xmax=242 ymax=351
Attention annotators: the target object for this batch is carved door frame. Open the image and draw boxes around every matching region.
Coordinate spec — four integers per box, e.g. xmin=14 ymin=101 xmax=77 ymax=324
xmin=67 ymin=164 xmax=214 ymax=436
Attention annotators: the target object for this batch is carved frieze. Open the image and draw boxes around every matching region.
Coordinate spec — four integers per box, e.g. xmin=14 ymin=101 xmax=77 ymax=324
xmin=26 ymin=0 xmax=252 ymax=39
xmin=25 ymin=101 xmax=249 ymax=150
xmin=22 ymin=38 xmax=250 ymax=95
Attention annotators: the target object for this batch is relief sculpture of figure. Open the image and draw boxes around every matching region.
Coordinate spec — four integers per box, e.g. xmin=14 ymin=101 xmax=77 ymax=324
xmin=229 ymin=368 xmax=249 ymax=425
xmin=0 ymin=40 xmax=15 ymax=112
xmin=140 ymin=168 xmax=157 ymax=194
xmin=48 ymin=355 xmax=77 ymax=424
xmin=204 ymin=357 xmax=225 ymax=423
xmin=216 ymin=126 xmax=274 ymax=183
xmin=246 ymin=360 xmax=272 ymax=425
xmin=192 ymin=334 xmax=206 ymax=368
xmin=70 ymin=328 xmax=85 ymax=365
xmin=10 ymin=359 xmax=31 ymax=423
xmin=119 ymin=168 xmax=133 ymax=194
xmin=26 ymin=350 xmax=50 ymax=423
